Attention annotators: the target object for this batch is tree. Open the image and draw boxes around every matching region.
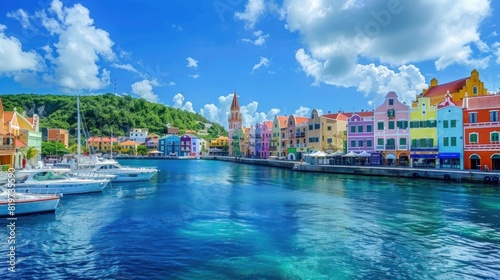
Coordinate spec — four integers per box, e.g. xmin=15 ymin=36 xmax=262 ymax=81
xmin=137 ymin=145 xmax=148 ymax=156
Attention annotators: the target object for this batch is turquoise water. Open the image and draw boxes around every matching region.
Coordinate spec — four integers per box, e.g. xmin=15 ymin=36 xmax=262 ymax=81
xmin=1 ymin=159 xmax=500 ymax=279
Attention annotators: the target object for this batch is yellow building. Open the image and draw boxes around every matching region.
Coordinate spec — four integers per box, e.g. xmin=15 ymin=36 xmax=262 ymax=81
xmin=270 ymin=116 xmax=288 ymax=157
xmin=209 ymin=136 xmax=229 ymax=155
xmin=307 ymin=109 xmax=349 ymax=152
xmin=119 ymin=140 xmax=143 ymax=156
xmin=409 ymin=97 xmax=438 ymax=167
xmin=86 ymin=137 xmax=118 ymax=153
xmin=413 ymin=69 xmax=488 ymax=107
xmin=48 ymin=128 xmax=70 ymax=148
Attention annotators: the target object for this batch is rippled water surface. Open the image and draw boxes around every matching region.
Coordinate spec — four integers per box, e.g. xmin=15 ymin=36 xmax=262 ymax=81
xmin=1 ymin=160 xmax=500 ymax=279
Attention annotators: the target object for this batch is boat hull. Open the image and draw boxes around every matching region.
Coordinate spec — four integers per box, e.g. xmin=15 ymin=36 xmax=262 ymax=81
xmin=106 ymin=171 xmax=157 ymax=182
xmin=0 ymin=196 xmax=60 ymax=217
xmin=15 ymin=180 xmax=109 ymax=195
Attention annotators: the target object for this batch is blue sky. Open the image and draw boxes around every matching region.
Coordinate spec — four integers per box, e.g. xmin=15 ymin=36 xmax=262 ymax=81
xmin=1 ymin=0 xmax=500 ymax=128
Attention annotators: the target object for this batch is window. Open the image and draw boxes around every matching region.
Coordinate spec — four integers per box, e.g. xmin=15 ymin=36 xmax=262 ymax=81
xmin=351 ymin=140 xmax=356 ymax=147
xmin=389 ymin=99 xmax=394 ymax=105
xmin=377 ymin=138 xmax=383 ymax=145
xmin=490 ymin=111 xmax=499 ymax=122
xmin=327 ymin=126 xmax=332 ymax=131
xmin=314 ymin=123 xmax=320 ymax=129
xmin=358 ymin=140 xmax=363 ymax=147
xmin=443 ymin=120 xmax=449 ymax=128
xmin=388 ymin=121 xmax=395 ymax=130
xmin=399 ymin=138 xmax=406 ymax=145
xmin=491 ymin=132 xmax=500 ymax=142
xmin=451 ymin=137 xmax=457 ymax=146
xmin=387 ymin=109 xmax=395 ymax=118
xmin=309 ymin=125 xmax=313 ymax=130
xmin=469 ymin=113 xmax=477 ymax=123
xmin=397 ymin=121 xmax=408 ymax=129
xmin=443 ymin=137 xmax=449 ymax=146
xmin=358 ymin=125 xmax=363 ymax=133
xmin=367 ymin=125 xmax=372 ymax=132
xmin=473 ymin=86 xmax=478 ymax=95
xmin=327 ymin=138 xmax=332 ymax=144
xmin=367 ymin=140 xmax=372 ymax=147
xmin=469 ymin=133 xmax=478 ymax=143
xmin=350 ymin=126 xmax=356 ymax=133
xmin=451 ymin=120 xmax=457 ymax=128
xmin=378 ymin=122 xmax=384 ymax=130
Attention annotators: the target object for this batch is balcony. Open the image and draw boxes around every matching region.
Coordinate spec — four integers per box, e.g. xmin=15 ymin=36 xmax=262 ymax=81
xmin=269 ymin=146 xmax=277 ymax=151
xmin=385 ymin=144 xmax=396 ymax=150
xmin=0 ymin=145 xmax=15 ymax=151
xmin=398 ymin=145 xmax=407 ymax=150
xmin=295 ymin=132 xmax=305 ymax=138
xmin=376 ymin=145 xmax=384 ymax=150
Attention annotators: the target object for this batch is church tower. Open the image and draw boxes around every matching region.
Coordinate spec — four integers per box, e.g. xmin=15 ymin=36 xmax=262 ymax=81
xmin=228 ymin=91 xmax=242 ymax=156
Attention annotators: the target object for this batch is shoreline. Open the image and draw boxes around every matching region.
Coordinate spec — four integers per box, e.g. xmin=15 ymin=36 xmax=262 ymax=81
xmin=116 ymin=155 xmax=500 ymax=185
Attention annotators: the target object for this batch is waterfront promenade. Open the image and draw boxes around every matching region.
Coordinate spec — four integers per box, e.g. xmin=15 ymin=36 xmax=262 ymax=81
xmin=201 ymin=156 xmax=500 ymax=185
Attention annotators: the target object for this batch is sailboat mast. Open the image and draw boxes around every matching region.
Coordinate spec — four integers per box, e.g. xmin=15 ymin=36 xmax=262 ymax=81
xmin=110 ymin=127 xmax=113 ymax=160
xmin=77 ymin=95 xmax=81 ymax=167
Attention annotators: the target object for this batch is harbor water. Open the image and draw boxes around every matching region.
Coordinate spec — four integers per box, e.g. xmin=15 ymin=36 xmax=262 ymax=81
xmin=1 ymin=159 xmax=499 ymax=279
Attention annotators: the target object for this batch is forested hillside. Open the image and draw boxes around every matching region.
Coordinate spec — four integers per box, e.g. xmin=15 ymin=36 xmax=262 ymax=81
xmin=0 ymin=93 xmax=227 ymax=140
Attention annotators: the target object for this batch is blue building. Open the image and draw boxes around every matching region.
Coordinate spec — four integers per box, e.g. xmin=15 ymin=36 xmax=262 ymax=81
xmin=159 ymin=134 xmax=180 ymax=156
xmin=437 ymin=93 xmax=464 ymax=169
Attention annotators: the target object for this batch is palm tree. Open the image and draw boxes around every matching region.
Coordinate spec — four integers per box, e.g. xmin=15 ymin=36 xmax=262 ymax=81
xmin=20 ymin=146 xmax=39 ymax=167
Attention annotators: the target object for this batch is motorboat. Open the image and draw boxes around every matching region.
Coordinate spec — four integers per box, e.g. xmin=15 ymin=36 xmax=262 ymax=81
xmin=15 ymin=170 xmax=110 ymax=195
xmin=76 ymin=157 xmax=158 ymax=182
xmin=0 ymin=185 xmax=60 ymax=217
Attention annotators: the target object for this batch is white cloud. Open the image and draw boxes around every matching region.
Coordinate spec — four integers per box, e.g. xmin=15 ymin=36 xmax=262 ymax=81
xmin=235 ymin=0 xmax=266 ymax=29
xmin=167 ymin=81 xmax=176 ymax=86
xmin=172 ymin=93 xmax=195 ymax=113
xmin=242 ymin=30 xmax=269 ymax=46
xmin=112 ymin=63 xmax=139 ymax=73
xmin=493 ymin=42 xmax=500 ymax=64
xmin=0 ymin=25 xmax=43 ymax=72
xmin=32 ymin=0 xmax=116 ymax=92
xmin=199 ymin=93 xmax=280 ymax=128
xmin=252 ymin=57 xmax=270 ymax=72
xmin=186 ymin=57 xmax=198 ymax=68
xmin=189 ymin=74 xmax=200 ymax=79
xmin=283 ymin=0 xmax=491 ymax=101
xmin=131 ymin=79 xmax=160 ymax=103
xmin=294 ymin=106 xmax=310 ymax=117
xmin=6 ymin=9 xmax=32 ymax=30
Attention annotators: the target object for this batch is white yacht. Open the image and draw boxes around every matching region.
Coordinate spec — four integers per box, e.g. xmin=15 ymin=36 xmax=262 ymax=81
xmin=77 ymin=157 xmax=158 ymax=182
xmin=15 ymin=170 xmax=110 ymax=195
xmin=0 ymin=186 xmax=61 ymax=217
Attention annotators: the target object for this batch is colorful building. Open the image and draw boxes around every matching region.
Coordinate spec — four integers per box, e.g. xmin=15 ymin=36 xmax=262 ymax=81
xmin=254 ymin=123 xmax=262 ymax=158
xmin=86 ymin=137 xmax=118 ymax=153
xmin=145 ymin=133 xmax=160 ymax=150
xmin=48 ymin=128 xmax=69 ymax=148
xmin=285 ymin=115 xmax=309 ymax=160
xmin=437 ymin=94 xmax=464 ymax=169
xmin=180 ymin=134 xmax=192 ymax=156
xmin=374 ymin=91 xmax=410 ymax=166
xmin=463 ymin=94 xmax=500 ymax=170
xmin=242 ymin=127 xmax=250 ymax=156
xmin=159 ymin=135 xmax=180 ymax=156
xmin=347 ymin=111 xmax=375 ymax=163
xmin=311 ymin=111 xmax=349 ymax=153
xmin=409 ymin=97 xmax=438 ymax=167
xmin=209 ymin=136 xmax=229 ymax=155
xmin=228 ymin=92 xmax=242 ymax=156
xmin=261 ymin=121 xmax=272 ymax=159
xmin=232 ymin=128 xmax=243 ymax=156
xmin=270 ymin=116 xmax=288 ymax=157
xmin=118 ymin=140 xmax=143 ymax=156
xmin=249 ymin=125 xmax=256 ymax=157
xmin=414 ymin=69 xmax=488 ymax=107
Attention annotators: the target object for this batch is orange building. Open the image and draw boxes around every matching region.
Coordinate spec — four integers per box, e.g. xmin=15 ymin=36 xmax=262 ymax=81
xmin=414 ymin=69 xmax=488 ymax=107
xmin=86 ymin=137 xmax=118 ymax=153
xmin=48 ymin=128 xmax=70 ymax=148
xmin=463 ymin=94 xmax=500 ymax=170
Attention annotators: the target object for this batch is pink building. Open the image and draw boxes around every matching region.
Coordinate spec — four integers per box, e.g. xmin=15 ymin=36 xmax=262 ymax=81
xmin=374 ymin=91 xmax=411 ymax=166
xmin=261 ymin=121 xmax=273 ymax=158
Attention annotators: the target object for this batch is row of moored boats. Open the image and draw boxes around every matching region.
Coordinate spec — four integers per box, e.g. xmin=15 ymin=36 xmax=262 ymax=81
xmin=0 ymin=157 xmax=158 ymax=217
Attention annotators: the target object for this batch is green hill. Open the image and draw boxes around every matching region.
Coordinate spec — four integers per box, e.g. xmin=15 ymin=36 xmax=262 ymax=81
xmin=0 ymin=93 xmax=227 ymax=141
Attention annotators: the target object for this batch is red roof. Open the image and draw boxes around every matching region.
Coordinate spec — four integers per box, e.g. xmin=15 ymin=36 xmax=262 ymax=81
xmin=322 ymin=113 xmax=349 ymax=121
xmin=87 ymin=137 xmax=118 ymax=142
xmin=424 ymin=77 xmax=468 ymax=98
xmin=230 ymin=92 xmax=239 ymax=109
xmin=295 ymin=116 xmax=309 ymax=125
xmin=15 ymin=139 xmax=26 ymax=148
xmin=276 ymin=116 xmax=288 ymax=128
xmin=265 ymin=121 xmax=273 ymax=128
xmin=465 ymin=94 xmax=500 ymax=110
xmin=3 ymin=112 xmax=14 ymax=122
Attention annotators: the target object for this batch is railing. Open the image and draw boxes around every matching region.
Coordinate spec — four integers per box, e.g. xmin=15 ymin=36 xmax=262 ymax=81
xmin=464 ymin=121 xmax=500 ymax=127
xmin=410 ymin=146 xmax=438 ymax=149
xmin=398 ymin=145 xmax=407 ymax=150
xmin=464 ymin=143 xmax=500 ymax=150
xmin=0 ymin=145 xmax=15 ymax=151
xmin=376 ymin=145 xmax=384 ymax=150
xmin=295 ymin=132 xmax=305 ymax=137
xmin=385 ymin=145 xmax=396 ymax=150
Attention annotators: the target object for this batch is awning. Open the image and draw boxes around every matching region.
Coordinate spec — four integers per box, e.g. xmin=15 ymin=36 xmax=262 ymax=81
xmin=410 ymin=154 xmax=437 ymax=159
xmin=385 ymin=153 xmax=396 ymax=160
xmin=438 ymin=152 xmax=460 ymax=159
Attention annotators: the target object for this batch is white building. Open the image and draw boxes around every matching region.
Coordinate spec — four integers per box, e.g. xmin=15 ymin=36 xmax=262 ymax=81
xmin=129 ymin=128 xmax=148 ymax=143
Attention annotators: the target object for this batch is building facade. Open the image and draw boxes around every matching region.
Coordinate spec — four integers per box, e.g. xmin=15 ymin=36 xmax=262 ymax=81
xmin=86 ymin=137 xmax=118 ymax=153
xmin=463 ymin=94 xmax=500 ymax=170
xmin=228 ymin=92 xmax=242 ymax=156
xmin=437 ymin=94 xmax=464 ymax=169
xmin=48 ymin=128 xmax=69 ymax=148
xmin=159 ymin=135 xmax=180 ymax=156
xmin=270 ymin=116 xmax=288 ymax=157
xmin=285 ymin=115 xmax=308 ymax=160
xmin=129 ymin=128 xmax=148 ymax=143
xmin=374 ymin=91 xmax=410 ymax=166
xmin=409 ymin=97 xmax=438 ymax=167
